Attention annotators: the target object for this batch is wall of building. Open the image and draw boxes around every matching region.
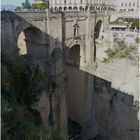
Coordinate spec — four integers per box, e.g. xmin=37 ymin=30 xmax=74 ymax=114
xmin=113 ymin=0 xmax=139 ymax=12
xmin=49 ymin=0 xmax=113 ymax=11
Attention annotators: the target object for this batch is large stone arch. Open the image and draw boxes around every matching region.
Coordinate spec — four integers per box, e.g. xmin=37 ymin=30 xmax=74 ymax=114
xmin=17 ymin=24 xmax=49 ymax=71
xmin=16 ymin=21 xmax=32 ymax=42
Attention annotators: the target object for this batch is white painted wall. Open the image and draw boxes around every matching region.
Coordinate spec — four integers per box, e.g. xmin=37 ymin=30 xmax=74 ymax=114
xmin=49 ymin=0 xmax=113 ymax=11
xmin=112 ymin=0 xmax=139 ymax=12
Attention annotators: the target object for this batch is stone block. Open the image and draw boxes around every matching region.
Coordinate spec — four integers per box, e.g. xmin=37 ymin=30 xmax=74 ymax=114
xmin=124 ymin=95 xmax=134 ymax=106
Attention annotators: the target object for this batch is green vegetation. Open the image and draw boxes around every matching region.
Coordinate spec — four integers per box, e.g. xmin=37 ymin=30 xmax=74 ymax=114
xmin=131 ymin=19 xmax=139 ymax=29
xmin=110 ymin=19 xmax=125 ymax=24
xmin=22 ymin=0 xmax=31 ymax=9
xmin=32 ymin=2 xmax=48 ymax=10
xmin=102 ymin=41 xmax=138 ymax=63
xmin=1 ymin=46 xmax=63 ymax=140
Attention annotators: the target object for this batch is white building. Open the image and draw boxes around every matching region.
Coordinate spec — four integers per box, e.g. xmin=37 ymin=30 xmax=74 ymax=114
xmin=49 ymin=0 xmax=139 ymax=12
xmin=49 ymin=0 xmax=113 ymax=11
xmin=33 ymin=0 xmax=48 ymax=4
xmin=112 ymin=0 xmax=139 ymax=12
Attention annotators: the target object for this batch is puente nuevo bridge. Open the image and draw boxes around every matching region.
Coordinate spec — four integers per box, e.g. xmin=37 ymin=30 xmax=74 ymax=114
xmin=1 ymin=11 xmax=139 ymax=140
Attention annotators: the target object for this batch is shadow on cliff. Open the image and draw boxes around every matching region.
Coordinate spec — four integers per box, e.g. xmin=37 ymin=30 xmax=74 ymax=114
xmin=1 ymin=11 xmax=139 ymax=140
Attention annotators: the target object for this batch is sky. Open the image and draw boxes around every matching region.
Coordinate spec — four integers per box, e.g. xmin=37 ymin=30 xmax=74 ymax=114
xmin=1 ymin=0 xmax=33 ymax=6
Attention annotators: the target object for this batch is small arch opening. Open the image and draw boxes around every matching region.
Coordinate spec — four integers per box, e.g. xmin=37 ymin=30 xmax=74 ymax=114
xmin=59 ymin=7 xmax=62 ymax=11
xmin=64 ymin=6 xmax=67 ymax=11
xmin=90 ymin=6 xmax=94 ymax=10
xmin=69 ymin=6 xmax=72 ymax=10
xmin=66 ymin=44 xmax=80 ymax=67
xmin=79 ymin=6 xmax=84 ymax=11
xmin=85 ymin=6 xmax=88 ymax=11
xmin=73 ymin=6 xmax=78 ymax=10
xmin=54 ymin=7 xmax=58 ymax=11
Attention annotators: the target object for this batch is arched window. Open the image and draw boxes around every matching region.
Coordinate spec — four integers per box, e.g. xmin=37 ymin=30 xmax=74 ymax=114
xmin=121 ymin=3 xmax=123 ymax=6
xmin=93 ymin=20 xmax=102 ymax=61
xmin=79 ymin=6 xmax=84 ymax=11
xmin=73 ymin=6 xmax=78 ymax=10
xmin=85 ymin=6 xmax=88 ymax=11
xmin=129 ymin=2 xmax=131 ymax=6
xmin=54 ymin=7 xmax=58 ymax=11
xmin=64 ymin=6 xmax=67 ymax=11
xmin=59 ymin=7 xmax=62 ymax=11
xmin=90 ymin=6 xmax=94 ymax=10
xmin=125 ymin=2 xmax=127 ymax=7
xmin=73 ymin=23 xmax=79 ymax=38
xmin=51 ymin=7 xmax=53 ymax=11
xmin=133 ymin=2 xmax=135 ymax=6
xmin=69 ymin=6 xmax=72 ymax=10
xmin=94 ymin=20 xmax=102 ymax=39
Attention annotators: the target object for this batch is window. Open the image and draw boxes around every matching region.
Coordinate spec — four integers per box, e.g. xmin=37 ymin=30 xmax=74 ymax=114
xmin=74 ymin=28 xmax=76 ymax=37
xmin=133 ymin=2 xmax=135 ymax=6
xmin=125 ymin=2 xmax=127 ymax=6
xmin=129 ymin=2 xmax=131 ymax=6
xmin=64 ymin=0 xmax=66 ymax=4
xmin=121 ymin=3 xmax=123 ymax=6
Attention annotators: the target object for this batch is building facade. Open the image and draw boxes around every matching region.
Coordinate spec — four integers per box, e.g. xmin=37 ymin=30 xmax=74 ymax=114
xmin=33 ymin=0 xmax=48 ymax=4
xmin=49 ymin=0 xmax=113 ymax=11
xmin=49 ymin=0 xmax=139 ymax=12
xmin=111 ymin=0 xmax=139 ymax=12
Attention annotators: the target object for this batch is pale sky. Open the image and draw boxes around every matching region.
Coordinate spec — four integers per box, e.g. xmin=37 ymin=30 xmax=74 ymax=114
xmin=1 ymin=0 xmax=33 ymax=6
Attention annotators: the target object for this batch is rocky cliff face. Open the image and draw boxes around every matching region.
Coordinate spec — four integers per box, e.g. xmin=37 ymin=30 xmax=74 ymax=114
xmin=93 ymin=76 xmax=139 ymax=140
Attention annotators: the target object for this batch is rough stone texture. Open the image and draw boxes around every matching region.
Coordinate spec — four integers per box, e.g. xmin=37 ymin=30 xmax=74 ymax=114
xmin=1 ymin=11 xmax=139 ymax=140
xmin=93 ymin=76 xmax=139 ymax=140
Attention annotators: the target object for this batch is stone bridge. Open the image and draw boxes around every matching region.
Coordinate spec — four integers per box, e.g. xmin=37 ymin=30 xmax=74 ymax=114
xmin=1 ymin=11 xmax=138 ymax=140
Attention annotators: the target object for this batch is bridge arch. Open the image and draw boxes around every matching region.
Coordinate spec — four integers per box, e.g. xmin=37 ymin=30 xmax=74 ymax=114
xmin=66 ymin=44 xmax=80 ymax=67
xmin=17 ymin=26 xmax=48 ymax=70
xmin=65 ymin=43 xmax=88 ymax=124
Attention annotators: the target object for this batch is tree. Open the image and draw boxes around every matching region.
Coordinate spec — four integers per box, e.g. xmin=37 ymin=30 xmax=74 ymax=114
xmin=1 ymin=46 xmax=64 ymax=140
xmin=32 ymin=2 xmax=48 ymax=10
xmin=22 ymin=0 xmax=31 ymax=9
xmin=15 ymin=6 xmax=21 ymax=11
xmin=131 ymin=19 xmax=139 ymax=29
